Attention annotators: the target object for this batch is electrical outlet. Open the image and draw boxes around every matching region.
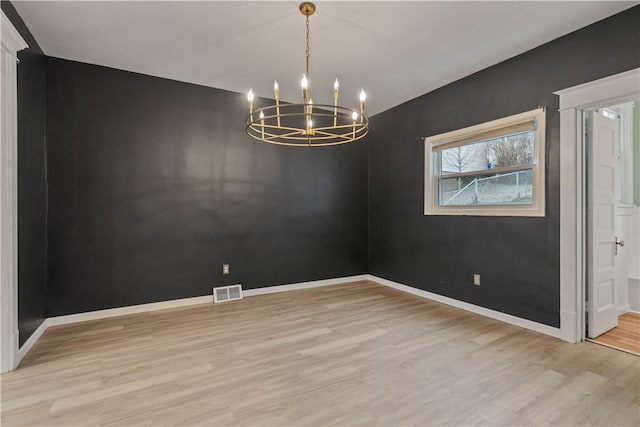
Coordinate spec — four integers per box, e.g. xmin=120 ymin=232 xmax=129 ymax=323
xmin=223 ymin=264 xmax=230 ymax=275
xmin=473 ymin=274 xmax=481 ymax=286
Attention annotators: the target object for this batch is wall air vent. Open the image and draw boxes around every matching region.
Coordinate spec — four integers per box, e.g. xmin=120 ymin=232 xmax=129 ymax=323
xmin=213 ymin=284 xmax=243 ymax=303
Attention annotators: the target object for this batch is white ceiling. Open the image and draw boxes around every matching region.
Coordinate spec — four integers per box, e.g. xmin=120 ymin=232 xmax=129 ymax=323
xmin=13 ymin=1 xmax=638 ymax=115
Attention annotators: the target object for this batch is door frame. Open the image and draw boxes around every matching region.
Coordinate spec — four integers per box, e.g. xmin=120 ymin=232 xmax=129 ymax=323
xmin=0 ymin=10 xmax=27 ymax=373
xmin=555 ymin=68 xmax=640 ymax=343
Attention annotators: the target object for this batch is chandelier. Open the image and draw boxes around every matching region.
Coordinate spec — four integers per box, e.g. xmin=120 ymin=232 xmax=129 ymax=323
xmin=246 ymin=2 xmax=368 ymax=147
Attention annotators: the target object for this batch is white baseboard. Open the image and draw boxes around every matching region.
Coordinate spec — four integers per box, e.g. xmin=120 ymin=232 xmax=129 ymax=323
xmin=15 ymin=275 xmax=369 ymax=364
xmin=44 ymin=275 xmax=370 ymax=328
xmin=17 ymin=272 xmax=561 ymax=367
xmin=47 ymin=295 xmax=214 ymax=327
xmin=243 ymin=275 xmax=369 ymax=297
xmin=617 ymin=304 xmax=631 ymax=316
xmin=17 ymin=319 xmax=48 ymax=365
xmin=367 ymin=275 xmax=562 ymax=339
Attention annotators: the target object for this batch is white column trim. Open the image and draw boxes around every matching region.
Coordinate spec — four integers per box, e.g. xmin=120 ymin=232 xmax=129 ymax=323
xmin=0 ymin=10 xmax=28 ymax=373
xmin=1 ymin=11 xmax=28 ymax=56
xmin=555 ymin=67 xmax=640 ymax=343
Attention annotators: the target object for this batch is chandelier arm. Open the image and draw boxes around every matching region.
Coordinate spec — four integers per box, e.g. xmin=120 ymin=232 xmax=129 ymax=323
xmin=248 ymin=123 xmax=309 ymax=133
xmin=247 ymin=131 xmax=317 ymax=142
xmin=272 ymin=133 xmax=368 ymax=147
xmin=248 ymin=130 xmax=305 ymax=142
xmin=250 ymin=127 xmax=307 ymax=139
xmin=247 ymin=128 xmax=304 ymax=139
xmin=246 ymin=127 xmax=369 ymax=146
xmin=250 ymin=103 xmax=358 ymax=112
xmin=251 ymin=119 xmax=362 ymax=129
xmin=311 ymin=131 xmax=359 ymax=141
xmin=247 ymin=136 xmax=368 ymax=147
xmin=307 ymin=123 xmax=369 ymax=132
xmin=248 ymin=119 xmax=368 ymax=133
xmin=311 ymin=127 xmax=368 ymax=140
xmin=261 ymin=131 xmax=306 ymax=141
xmin=248 ymin=127 xmax=362 ymax=142
xmin=248 ymin=128 xmax=367 ymax=141
xmin=246 ymin=126 xmax=305 ymax=139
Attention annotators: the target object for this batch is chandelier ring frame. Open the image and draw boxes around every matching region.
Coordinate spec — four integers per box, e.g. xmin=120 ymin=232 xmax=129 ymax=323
xmin=246 ymin=103 xmax=369 ymax=147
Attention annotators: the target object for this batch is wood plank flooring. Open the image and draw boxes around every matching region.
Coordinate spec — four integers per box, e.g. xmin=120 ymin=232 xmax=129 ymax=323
xmin=592 ymin=312 xmax=640 ymax=355
xmin=1 ymin=280 xmax=639 ymax=426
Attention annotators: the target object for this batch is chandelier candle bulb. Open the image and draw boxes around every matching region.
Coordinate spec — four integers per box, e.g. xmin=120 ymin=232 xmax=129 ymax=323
xmin=301 ymin=74 xmax=309 ymax=102
xmin=305 ymin=98 xmax=311 ymax=130
xmin=273 ymin=81 xmax=281 ymax=126
xmin=305 ymin=99 xmax=313 ymax=132
xmin=333 ymin=78 xmax=339 ymax=126
xmin=306 ymin=118 xmax=313 ymax=136
xmin=359 ymin=89 xmax=366 ymax=121
xmin=259 ymin=111 xmax=265 ymax=139
xmin=352 ymin=111 xmax=358 ymax=139
xmin=247 ymin=89 xmax=254 ymax=120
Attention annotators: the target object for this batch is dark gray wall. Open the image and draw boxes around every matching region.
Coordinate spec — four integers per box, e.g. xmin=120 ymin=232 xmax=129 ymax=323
xmin=45 ymin=58 xmax=368 ymax=316
xmin=1 ymin=1 xmax=48 ymax=345
xmin=368 ymin=6 xmax=640 ymax=327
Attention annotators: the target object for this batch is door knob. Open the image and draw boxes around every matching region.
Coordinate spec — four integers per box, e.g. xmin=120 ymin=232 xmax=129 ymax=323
xmin=615 ymin=237 xmax=625 ymax=255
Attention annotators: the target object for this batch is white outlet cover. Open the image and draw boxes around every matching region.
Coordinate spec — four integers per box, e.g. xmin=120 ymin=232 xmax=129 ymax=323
xmin=473 ymin=274 xmax=481 ymax=286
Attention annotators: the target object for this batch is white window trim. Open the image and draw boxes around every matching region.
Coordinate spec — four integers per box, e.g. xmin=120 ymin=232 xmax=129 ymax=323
xmin=555 ymin=67 xmax=640 ymax=344
xmin=424 ymin=108 xmax=546 ymax=217
xmin=1 ymin=10 xmax=27 ymax=373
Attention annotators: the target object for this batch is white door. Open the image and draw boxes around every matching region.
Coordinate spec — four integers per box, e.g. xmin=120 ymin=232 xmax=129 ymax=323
xmin=587 ymin=111 xmax=619 ymax=338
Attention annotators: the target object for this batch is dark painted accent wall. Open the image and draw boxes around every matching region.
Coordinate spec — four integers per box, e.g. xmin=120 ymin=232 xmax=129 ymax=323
xmin=45 ymin=58 xmax=368 ymax=316
xmin=1 ymin=1 xmax=48 ymax=345
xmin=368 ymin=6 xmax=640 ymax=327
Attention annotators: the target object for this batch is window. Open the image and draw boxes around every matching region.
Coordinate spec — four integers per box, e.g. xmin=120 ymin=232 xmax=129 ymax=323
xmin=601 ymin=108 xmax=617 ymax=120
xmin=424 ymin=108 xmax=545 ymax=216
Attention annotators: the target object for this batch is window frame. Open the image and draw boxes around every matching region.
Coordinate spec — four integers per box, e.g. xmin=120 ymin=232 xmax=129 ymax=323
xmin=424 ymin=108 xmax=546 ymax=217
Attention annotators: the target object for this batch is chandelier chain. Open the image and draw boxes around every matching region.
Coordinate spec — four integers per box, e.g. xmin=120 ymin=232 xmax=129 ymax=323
xmin=305 ymin=15 xmax=310 ymax=77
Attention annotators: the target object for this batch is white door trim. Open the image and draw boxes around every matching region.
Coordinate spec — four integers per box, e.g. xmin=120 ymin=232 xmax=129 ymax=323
xmin=555 ymin=67 xmax=640 ymax=343
xmin=0 ymin=10 xmax=28 ymax=373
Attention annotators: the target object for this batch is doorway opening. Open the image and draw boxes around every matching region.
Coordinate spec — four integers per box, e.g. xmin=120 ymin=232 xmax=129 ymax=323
xmin=584 ymin=100 xmax=640 ymax=355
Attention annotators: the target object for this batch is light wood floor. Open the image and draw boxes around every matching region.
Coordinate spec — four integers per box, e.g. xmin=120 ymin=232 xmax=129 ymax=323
xmin=1 ymin=281 xmax=639 ymax=426
xmin=592 ymin=312 xmax=640 ymax=355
